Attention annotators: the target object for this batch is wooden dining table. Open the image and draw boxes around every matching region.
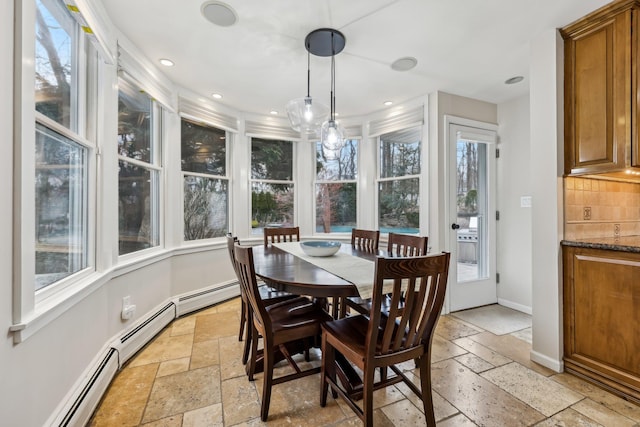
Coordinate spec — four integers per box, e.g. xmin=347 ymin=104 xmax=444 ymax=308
xmin=250 ymin=241 xmax=384 ymax=394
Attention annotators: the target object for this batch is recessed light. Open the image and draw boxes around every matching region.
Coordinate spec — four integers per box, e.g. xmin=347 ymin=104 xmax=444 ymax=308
xmin=384 ymin=101 xmax=393 ymax=106
xmin=391 ymin=57 xmax=417 ymax=72
xmin=270 ymin=110 xmax=278 ymax=115
xmin=505 ymin=76 xmax=524 ymax=85
xmin=201 ymin=1 xmax=238 ymax=27
xmin=212 ymin=93 xmax=222 ymax=99
xmin=159 ymin=58 xmax=174 ymax=67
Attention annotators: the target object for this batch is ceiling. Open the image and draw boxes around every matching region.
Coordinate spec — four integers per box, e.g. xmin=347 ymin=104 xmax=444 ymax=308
xmin=102 ymin=0 xmax=611 ymax=119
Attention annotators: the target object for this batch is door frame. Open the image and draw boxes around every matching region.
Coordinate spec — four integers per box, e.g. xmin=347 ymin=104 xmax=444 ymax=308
xmin=443 ymin=115 xmax=498 ymax=312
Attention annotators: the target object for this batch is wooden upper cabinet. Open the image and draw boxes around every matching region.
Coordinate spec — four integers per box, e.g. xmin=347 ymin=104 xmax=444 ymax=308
xmin=562 ymin=1 xmax=640 ymax=175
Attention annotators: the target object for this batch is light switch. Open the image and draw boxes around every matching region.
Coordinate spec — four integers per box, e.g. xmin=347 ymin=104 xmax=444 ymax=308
xmin=520 ymin=196 xmax=532 ymax=208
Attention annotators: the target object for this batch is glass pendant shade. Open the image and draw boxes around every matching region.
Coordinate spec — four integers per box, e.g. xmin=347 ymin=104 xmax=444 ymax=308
xmin=320 ymin=119 xmax=345 ymax=155
xmin=285 ymin=96 xmax=329 ymax=134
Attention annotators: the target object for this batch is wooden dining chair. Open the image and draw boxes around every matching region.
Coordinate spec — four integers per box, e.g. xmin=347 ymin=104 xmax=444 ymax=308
xmin=320 ymin=252 xmax=451 ymax=427
xmin=226 ymin=234 xmax=295 ymax=366
xmin=234 ymin=243 xmax=333 ymax=421
xmin=263 ymin=226 xmax=300 ymax=246
xmin=343 ymin=233 xmax=429 ymax=317
xmin=350 ymin=228 xmax=380 ymax=252
xmin=387 ymin=232 xmax=428 ymax=256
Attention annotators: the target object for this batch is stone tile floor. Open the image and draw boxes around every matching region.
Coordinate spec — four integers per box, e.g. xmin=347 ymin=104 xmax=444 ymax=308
xmin=89 ymin=300 xmax=640 ymax=426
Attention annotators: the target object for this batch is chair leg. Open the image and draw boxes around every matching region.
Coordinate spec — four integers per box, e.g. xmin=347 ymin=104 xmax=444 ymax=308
xmin=261 ymin=340 xmax=274 ymax=422
xmin=238 ymin=299 xmax=246 ymax=341
xmin=418 ymin=355 xmax=436 ymax=427
xmin=247 ymin=324 xmax=259 ymax=381
xmin=362 ymin=365 xmax=376 ymax=427
xmin=320 ymin=333 xmax=334 ymax=407
xmin=242 ymin=311 xmax=252 ymax=365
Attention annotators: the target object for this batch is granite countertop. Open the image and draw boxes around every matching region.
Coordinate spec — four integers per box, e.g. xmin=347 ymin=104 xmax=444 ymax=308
xmin=561 ymin=236 xmax=640 ymax=253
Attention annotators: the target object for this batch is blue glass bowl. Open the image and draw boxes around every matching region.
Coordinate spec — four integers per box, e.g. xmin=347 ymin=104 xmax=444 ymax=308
xmin=300 ymin=241 xmax=341 ymax=257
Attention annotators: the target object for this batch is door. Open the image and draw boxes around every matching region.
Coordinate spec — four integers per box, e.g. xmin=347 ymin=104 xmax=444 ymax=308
xmin=446 ymin=119 xmax=497 ymax=312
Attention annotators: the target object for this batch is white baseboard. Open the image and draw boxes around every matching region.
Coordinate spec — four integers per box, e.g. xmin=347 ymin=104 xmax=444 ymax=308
xmin=48 ymin=283 xmax=239 ymax=426
xmin=46 ymin=347 xmax=119 ymax=427
xmin=530 ymin=350 xmax=563 ymax=373
xmin=174 ymin=280 xmax=240 ymax=317
xmin=497 ymin=298 xmax=532 ymax=315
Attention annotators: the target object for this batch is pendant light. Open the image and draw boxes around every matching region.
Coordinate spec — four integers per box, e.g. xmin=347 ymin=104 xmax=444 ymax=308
xmin=296 ymin=29 xmax=346 ymax=157
xmin=285 ymin=48 xmax=330 ymax=134
xmin=318 ymin=30 xmax=345 ymax=157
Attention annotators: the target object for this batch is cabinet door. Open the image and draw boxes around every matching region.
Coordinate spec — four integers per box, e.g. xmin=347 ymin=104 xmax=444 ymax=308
xmin=564 ymin=11 xmax=631 ymax=175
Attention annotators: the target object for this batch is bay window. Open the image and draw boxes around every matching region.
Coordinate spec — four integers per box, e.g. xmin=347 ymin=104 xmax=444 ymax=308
xmin=378 ymin=127 xmax=421 ymax=234
xmin=181 ymin=118 xmax=229 ymax=240
xmin=117 ymin=78 xmax=161 ymax=255
xmin=250 ymin=138 xmax=294 ymax=233
xmin=315 ymin=140 xmax=358 ymax=233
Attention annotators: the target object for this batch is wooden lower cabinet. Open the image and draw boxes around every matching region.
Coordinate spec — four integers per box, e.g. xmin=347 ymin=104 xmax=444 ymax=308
xmin=563 ymin=245 xmax=640 ymax=404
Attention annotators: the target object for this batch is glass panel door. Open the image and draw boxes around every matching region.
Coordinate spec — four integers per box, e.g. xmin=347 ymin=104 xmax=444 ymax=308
xmin=448 ymin=122 xmax=497 ymax=312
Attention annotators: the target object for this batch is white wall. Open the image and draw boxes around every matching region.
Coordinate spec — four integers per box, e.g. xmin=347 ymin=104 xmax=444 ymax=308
xmin=529 ymin=29 xmax=565 ymax=371
xmin=497 ymin=95 xmax=532 ymax=313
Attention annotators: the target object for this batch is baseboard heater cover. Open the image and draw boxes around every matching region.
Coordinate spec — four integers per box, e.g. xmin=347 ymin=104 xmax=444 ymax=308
xmin=49 ymin=283 xmax=240 ymax=426
xmin=48 ymin=348 xmax=119 ymax=427
xmin=115 ymin=302 xmax=177 ymax=365
xmin=175 ymin=281 xmax=240 ymax=317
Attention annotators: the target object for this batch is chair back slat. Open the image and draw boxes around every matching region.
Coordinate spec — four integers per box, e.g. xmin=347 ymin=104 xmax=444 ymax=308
xmin=351 ymin=228 xmax=380 ymax=252
xmin=264 ymin=226 xmax=300 ymax=246
xmin=387 ymin=233 xmax=428 ymax=256
xmin=368 ymin=253 xmax=450 ymax=357
xmin=226 ymin=233 xmax=239 ymax=277
xmin=234 ymin=244 xmax=271 ymax=331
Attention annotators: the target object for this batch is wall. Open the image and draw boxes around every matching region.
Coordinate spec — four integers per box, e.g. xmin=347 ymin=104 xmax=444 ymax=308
xmin=564 ymin=177 xmax=640 ymax=239
xmin=497 ymin=95 xmax=532 ymax=313
xmin=529 ymin=28 xmax=565 ymax=371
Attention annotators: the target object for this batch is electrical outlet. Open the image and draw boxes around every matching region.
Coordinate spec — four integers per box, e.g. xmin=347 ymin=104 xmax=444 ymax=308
xmin=583 ymin=207 xmax=591 ymax=220
xmin=121 ymin=296 xmax=136 ymax=320
xmin=614 ymin=223 xmax=621 ymax=237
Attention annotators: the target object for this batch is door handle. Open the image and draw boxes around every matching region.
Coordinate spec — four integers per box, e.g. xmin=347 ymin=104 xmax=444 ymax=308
xmin=451 ymin=223 xmax=460 ymax=230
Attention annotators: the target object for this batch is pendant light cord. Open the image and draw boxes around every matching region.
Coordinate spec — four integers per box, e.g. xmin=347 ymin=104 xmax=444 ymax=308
xmin=330 ymin=32 xmax=335 ymax=121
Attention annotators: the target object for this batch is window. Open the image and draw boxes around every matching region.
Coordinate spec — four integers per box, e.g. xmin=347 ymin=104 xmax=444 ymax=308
xmin=250 ymin=138 xmax=294 ymax=233
xmin=34 ymin=0 xmax=92 ymax=293
xmin=315 ymin=140 xmax=358 ymax=233
xmin=378 ymin=127 xmax=421 ymax=234
xmin=117 ymin=78 xmax=161 ymax=255
xmin=35 ymin=0 xmax=76 ymax=129
xmin=181 ymin=118 xmax=229 ymax=240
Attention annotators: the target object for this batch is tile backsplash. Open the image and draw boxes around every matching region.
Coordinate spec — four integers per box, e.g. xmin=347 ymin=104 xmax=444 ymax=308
xmin=564 ymin=176 xmax=640 ymax=240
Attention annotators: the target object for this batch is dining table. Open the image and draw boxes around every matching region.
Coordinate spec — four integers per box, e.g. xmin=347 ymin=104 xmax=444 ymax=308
xmin=250 ymin=240 xmax=388 ymax=395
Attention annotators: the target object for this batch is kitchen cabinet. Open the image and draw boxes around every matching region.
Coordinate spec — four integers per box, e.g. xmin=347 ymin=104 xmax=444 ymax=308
xmin=562 ymin=242 xmax=640 ymax=404
xmin=562 ymin=0 xmax=640 ymax=176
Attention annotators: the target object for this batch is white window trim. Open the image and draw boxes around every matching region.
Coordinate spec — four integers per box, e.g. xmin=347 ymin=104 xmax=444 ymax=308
xmin=12 ymin=0 xmax=100 ymax=335
xmin=179 ymin=117 xmax=231 ymax=243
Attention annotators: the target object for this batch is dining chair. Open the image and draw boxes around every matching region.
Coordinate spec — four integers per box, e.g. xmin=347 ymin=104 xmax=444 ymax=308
xmin=263 ymin=226 xmax=300 ymax=246
xmin=350 ymin=228 xmax=380 ymax=252
xmin=343 ymin=233 xmax=429 ymax=317
xmin=387 ymin=232 xmax=428 ymax=256
xmin=320 ymin=252 xmax=451 ymax=427
xmin=234 ymin=243 xmax=333 ymax=421
xmin=226 ymin=234 xmax=295 ymax=366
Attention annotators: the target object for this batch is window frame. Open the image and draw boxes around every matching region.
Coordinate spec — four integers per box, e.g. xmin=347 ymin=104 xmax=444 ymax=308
xmin=249 ymin=137 xmax=296 ymax=234
xmin=13 ymin=0 xmax=99 ymax=324
xmin=376 ymin=126 xmax=422 ymax=235
xmin=313 ymin=139 xmax=359 ymax=235
xmin=116 ymin=78 xmax=164 ymax=258
xmin=180 ymin=117 xmax=230 ymax=242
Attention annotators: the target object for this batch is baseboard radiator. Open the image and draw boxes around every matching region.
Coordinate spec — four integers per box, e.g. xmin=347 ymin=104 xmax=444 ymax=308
xmin=48 ymin=282 xmax=240 ymax=426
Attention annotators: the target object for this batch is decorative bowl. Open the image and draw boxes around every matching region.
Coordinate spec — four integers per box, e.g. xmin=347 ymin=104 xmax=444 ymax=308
xmin=300 ymin=241 xmax=341 ymax=257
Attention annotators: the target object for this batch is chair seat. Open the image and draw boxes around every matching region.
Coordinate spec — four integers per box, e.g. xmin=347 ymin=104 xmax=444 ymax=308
xmin=267 ymin=297 xmax=333 ymax=338
xmin=323 ymin=314 xmax=403 ymax=358
xmin=258 ymin=284 xmax=296 ymax=305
